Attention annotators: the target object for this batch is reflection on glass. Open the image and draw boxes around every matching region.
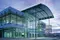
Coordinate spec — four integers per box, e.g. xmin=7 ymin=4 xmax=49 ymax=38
xmin=0 ymin=11 xmax=51 ymax=38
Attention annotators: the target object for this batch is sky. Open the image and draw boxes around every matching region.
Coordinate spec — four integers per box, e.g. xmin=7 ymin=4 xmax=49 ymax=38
xmin=0 ymin=0 xmax=60 ymax=33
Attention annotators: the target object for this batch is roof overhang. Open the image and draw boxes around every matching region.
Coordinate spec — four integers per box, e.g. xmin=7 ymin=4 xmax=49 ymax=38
xmin=0 ymin=23 xmax=24 ymax=28
xmin=21 ymin=4 xmax=54 ymax=20
xmin=0 ymin=7 xmax=24 ymax=18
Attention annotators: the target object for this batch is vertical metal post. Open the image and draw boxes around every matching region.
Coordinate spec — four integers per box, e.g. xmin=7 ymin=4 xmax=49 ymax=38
xmin=48 ymin=19 xmax=50 ymax=25
xmin=16 ymin=12 xmax=17 ymax=24
xmin=1 ymin=13 xmax=2 ymax=26
xmin=2 ymin=29 xmax=3 ymax=38
xmin=35 ymin=9 xmax=36 ymax=39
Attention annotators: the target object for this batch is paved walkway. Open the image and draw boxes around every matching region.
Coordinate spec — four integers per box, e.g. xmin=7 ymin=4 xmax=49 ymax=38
xmin=0 ymin=37 xmax=59 ymax=40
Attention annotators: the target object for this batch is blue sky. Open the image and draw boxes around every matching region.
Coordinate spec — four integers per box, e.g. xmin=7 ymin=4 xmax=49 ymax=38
xmin=0 ymin=0 xmax=60 ymax=33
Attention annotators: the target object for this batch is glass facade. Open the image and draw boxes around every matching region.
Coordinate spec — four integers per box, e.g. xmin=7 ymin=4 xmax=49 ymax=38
xmin=0 ymin=12 xmax=47 ymax=38
xmin=0 ymin=5 xmax=53 ymax=38
xmin=0 ymin=14 xmax=25 ymax=25
xmin=3 ymin=27 xmax=26 ymax=38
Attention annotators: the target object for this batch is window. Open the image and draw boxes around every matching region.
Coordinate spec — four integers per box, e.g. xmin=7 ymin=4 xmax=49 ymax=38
xmin=4 ymin=32 xmax=10 ymax=38
xmin=9 ymin=32 xmax=12 ymax=38
xmin=17 ymin=17 xmax=23 ymax=25
xmin=4 ymin=32 xmax=7 ymax=38
xmin=11 ymin=14 xmax=16 ymax=24
xmin=2 ymin=17 xmax=6 ymax=25
xmin=6 ymin=15 xmax=10 ymax=23
xmin=1 ymin=15 xmax=11 ymax=25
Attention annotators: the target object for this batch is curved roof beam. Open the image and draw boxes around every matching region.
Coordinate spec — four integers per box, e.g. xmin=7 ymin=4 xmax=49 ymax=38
xmin=21 ymin=4 xmax=54 ymax=20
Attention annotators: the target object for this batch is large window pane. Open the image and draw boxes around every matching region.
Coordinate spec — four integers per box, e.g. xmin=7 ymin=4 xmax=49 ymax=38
xmin=17 ymin=17 xmax=22 ymax=25
xmin=6 ymin=15 xmax=10 ymax=23
xmin=11 ymin=14 xmax=16 ymax=24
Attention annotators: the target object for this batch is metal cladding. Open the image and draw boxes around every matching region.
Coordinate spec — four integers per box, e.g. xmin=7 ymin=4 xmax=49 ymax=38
xmin=0 ymin=7 xmax=24 ymax=17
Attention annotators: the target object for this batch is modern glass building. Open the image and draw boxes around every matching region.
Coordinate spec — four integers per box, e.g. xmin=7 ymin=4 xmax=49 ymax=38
xmin=0 ymin=4 xmax=54 ymax=38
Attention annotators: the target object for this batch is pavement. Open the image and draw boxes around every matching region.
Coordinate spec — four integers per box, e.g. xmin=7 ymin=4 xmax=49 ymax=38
xmin=0 ymin=37 xmax=60 ymax=40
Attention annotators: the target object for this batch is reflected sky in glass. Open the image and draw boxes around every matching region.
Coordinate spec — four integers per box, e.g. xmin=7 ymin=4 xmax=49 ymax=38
xmin=0 ymin=0 xmax=60 ymax=33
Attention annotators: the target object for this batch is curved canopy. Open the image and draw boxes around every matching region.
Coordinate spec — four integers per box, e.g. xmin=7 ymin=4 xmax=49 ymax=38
xmin=21 ymin=4 xmax=54 ymax=20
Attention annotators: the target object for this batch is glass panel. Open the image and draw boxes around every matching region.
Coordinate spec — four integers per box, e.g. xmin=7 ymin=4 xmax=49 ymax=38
xmin=6 ymin=15 xmax=10 ymax=23
xmin=2 ymin=17 xmax=6 ymax=25
xmin=9 ymin=32 xmax=12 ymax=38
xmin=4 ymin=31 xmax=10 ymax=38
xmin=6 ymin=32 xmax=10 ymax=38
xmin=17 ymin=17 xmax=22 ymax=25
xmin=4 ymin=32 xmax=7 ymax=38
xmin=11 ymin=14 xmax=16 ymax=24
xmin=1 ymin=15 xmax=11 ymax=25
